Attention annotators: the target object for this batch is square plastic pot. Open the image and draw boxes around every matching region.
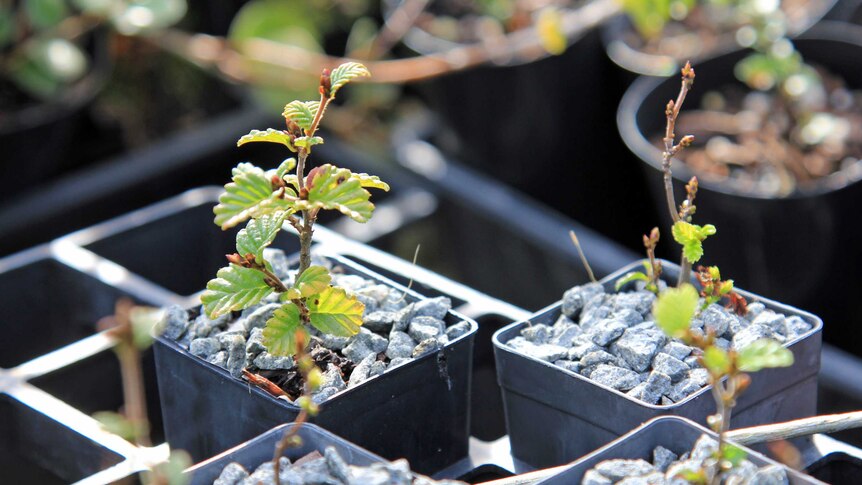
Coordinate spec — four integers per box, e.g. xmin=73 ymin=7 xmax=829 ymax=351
xmin=538 ymin=416 xmax=822 ymax=484
xmin=185 ymin=423 xmax=386 ymax=485
xmin=154 ymin=254 xmax=477 ymax=475
xmin=0 ymin=393 xmax=125 ymax=484
xmin=493 ymin=259 xmax=823 ymax=470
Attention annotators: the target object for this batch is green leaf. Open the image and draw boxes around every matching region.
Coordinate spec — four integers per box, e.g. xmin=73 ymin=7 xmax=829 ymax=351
xmin=350 ymin=172 xmax=390 ymax=191
xmin=292 ymin=265 xmax=331 ymax=298
xmin=235 ymin=212 xmax=287 ymax=263
xmin=237 ymin=128 xmax=295 ymax=151
xmin=295 ymin=164 xmax=377 ymax=222
xmin=282 ymin=100 xmax=319 ymax=130
xmin=672 ymin=221 xmax=716 ymax=263
xmin=615 ymin=271 xmax=649 ymax=291
xmin=737 ymin=339 xmax=794 ymax=372
xmin=307 ymin=286 xmax=364 ymax=337
xmin=329 ymin=62 xmax=370 ymax=96
xmin=653 ymin=284 xmax=698 ymax=339
xmin=214 ymin=163 xmax=282 ymax=230
xmin=25 ymin=0 xmax=68 ymax=29
xmin=263 ymin=303 xmax=309 ymax=356
xmin=702 ymin=346 xmax=731 ymax=376
xmin=721 ymin=443 xmax=748 ymax=467
xmin=93 ymin=411 xmax=145 ymax=442
xmin=202 ymin=265 xmax=274 ymax=318
xmin=144 ymin=450 xmax=192 ymax=485
xmin=294 ymin=136 xmax=324 ymax=148
xmin=271 ymin=158 xmax=297 ymax=180
xmin=129 ymin=306 xmax=162 ymax=350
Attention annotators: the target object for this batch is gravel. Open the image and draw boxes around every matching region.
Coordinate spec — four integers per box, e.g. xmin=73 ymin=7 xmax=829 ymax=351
xmin=213 ymin=445 xmax=465 ymax=485
xmin=582 ymin=434 xmax=789 ymax=484
xmin=166 ymin=250 xmax=469 ymax=405
xmin=507 ymin=281 xmax=811 ymax=405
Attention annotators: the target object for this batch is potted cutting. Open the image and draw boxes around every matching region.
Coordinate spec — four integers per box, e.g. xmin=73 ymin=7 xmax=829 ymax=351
xmin=152 ymin=62 xmax=478 ymax=475
xmin=493 ymin=63 xmax=822 ymax=470
xmin=617 ymin=21 xmax=862 ymax=358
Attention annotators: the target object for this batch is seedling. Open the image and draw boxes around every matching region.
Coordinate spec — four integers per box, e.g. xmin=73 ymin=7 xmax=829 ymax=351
xmin=201 ymin=62 xmax=386 ymax=484
xmin=654 ymin=285 xmax=793 ymax=483
xmin=651 ymin=65 xmax=793 ymax=483
xmin=202 ymin=61 xmax=387 ymax=359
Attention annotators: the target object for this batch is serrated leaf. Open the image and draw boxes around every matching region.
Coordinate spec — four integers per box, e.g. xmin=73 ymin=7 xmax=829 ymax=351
xmin=294 ymin=136 xmax=324 ymax=148
xmin=282 ymin=100 xmax=319 ymax=130
xmin=737 ymin=339 xmax=794 ymax=372
xmin=293 ymin=265 xmax=331 ymax=298
xmin=615 ymin=271 xmax=649 ymax=291
xmin=214 ymin=163 xmax=279 ymax=230
xmin=654 ymin=284 xmax=698 ymax=339
xmin=672 ymin=221 xmax=716 ymax=263
xmin=271 ymin=158 xmax=297 ymax=180
xmin=237 ymin=128 xmax=295 ymax=151
xmin=236 ymin=212 xmax=287 ymax=263
xmin=350 ymin=172 xmax=390 ymax=191
xmin=295 ymin=164 xmax=376 ymax=222
xmin=202 ymin=264 xmax=274 ymax=318
xmin=702 ymin=346 xmax=731 ymax=376
xmin=263 ymin=303 xmax=309 ymax=356
xmin=308 ymin=286 xmax=364 ymax=337
xmin=329 ymin=62 xmax=370 ymax=96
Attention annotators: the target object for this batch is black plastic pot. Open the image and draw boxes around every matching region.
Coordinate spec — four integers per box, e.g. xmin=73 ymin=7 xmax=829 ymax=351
xmin=617 ymin=23 xmax=862 ymax=358
xmin=410 ymin=29 xmax=655 ymax=249
xmin=0 ymin=29 xmax=110 ymax=204
xmin=805 ymin=451 xmax=862 ymax=484
xmin=154 ymin=254 xmax=477 ymax=475
xmin=601 ymin=0 xmax=843 ymax=78
xmin=493 ymin=260 xmax=823 ymax=470
xmin=185 ymin=423 xmax=385 ymax=484
xmin=0 ymin=393 xmax=126 ymax=484
xmin=538 ymin=416 xmax=821 ymax=484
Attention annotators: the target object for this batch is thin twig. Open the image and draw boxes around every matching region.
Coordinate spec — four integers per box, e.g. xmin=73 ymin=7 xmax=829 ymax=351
xmin=350 ymin=0 xmax=431 ymax=60
xmin=569 ymin=230 xmax=596 ymax=283
xmin=147 ymin=0 xmax=621 ymax=85
xmin=727 ymin=410 xmax=862 ymax=446
xmin=393 ymin=244 xmax=421 ymax=304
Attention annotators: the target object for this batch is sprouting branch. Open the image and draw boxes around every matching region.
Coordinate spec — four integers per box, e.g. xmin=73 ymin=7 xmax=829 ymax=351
xmin=661 ymin=62 xmax=696 ymax=225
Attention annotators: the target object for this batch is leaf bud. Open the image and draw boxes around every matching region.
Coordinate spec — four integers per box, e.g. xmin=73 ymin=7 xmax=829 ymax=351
xmin=319 ymin=68 xmax=332 ymax=98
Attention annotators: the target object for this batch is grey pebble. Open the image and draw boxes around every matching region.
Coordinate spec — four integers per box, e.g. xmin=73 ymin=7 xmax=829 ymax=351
xmin=627 ymin=371 xmax=671 ymax=405
xmin=589 ymin=319 xmax=628 ymax=346
xmin=610 ymin=324 xmax=666 ymax=372
xmin=190 ymin=337 xmax=221 ymax=359
xmin=651 ymin=353 xmax=689 ymax=383
xmin=589 ymin=364 xmax=641 ymax=391
xmin=243 ymin=303 xmax=281 ymax=331
xmin=161 ymin=305 xmax=190 ymax=340
xmin=446 ymin=321 xmax=472 ymax=340
xmin=413 ymin=337 xmax=443 ymax=358
xmin=362 ymin=311 xmax=399 ymax=333
xmin=214 ymin=461 xmax=248 ymax=485
xmin=385 ymin=331 xmax=416 ymax=360
xmin=561 ymin=283 xmax=605 ymax=319
xmin=218 ymin=333 xmax=247 ymax=378
xmin=343 ymin=330 xmax=388 ymax=363
xmin=408 ymin=316 xmax=446 ymax=342
xmin=594 ymin=459 xmax=656 ymax=481
xmin=413 ymin=296 xmax=451 ymax=320
xmin=732 ymin=324 xmax=775 ymax=351
xmin=522 ymin=324 xmax=551 ymax=344
xmin=661 ymin=342 xmax=693 ymax=361
xmin=253 ymin=351 xmax=294 ymax=370
xmin=653 ymin=445 xmax=677 ymax=472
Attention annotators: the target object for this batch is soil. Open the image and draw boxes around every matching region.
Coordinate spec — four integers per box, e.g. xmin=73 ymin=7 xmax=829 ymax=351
xmin=621 ymin=0 xmax=830 ymax=60
xmin=256 ymin=340 xmax=359 ymax=400
xmin=667 ymin=66 xmax=862 ymax=196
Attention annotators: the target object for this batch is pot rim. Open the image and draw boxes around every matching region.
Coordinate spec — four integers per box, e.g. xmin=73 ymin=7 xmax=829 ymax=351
xmin=492 ymin=258 xmax=823 ymax=411
xmin=616 ymin=21 xmax=862 ymax=200
xmin=156 ymin=252 xmax=479 ymax=412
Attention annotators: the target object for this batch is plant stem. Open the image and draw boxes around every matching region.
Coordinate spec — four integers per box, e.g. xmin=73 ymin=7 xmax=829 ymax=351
xmin=117 ymin=339 xmax=151 ymax=447
xmin=272 ymin=338 xmax=314 ymax=485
